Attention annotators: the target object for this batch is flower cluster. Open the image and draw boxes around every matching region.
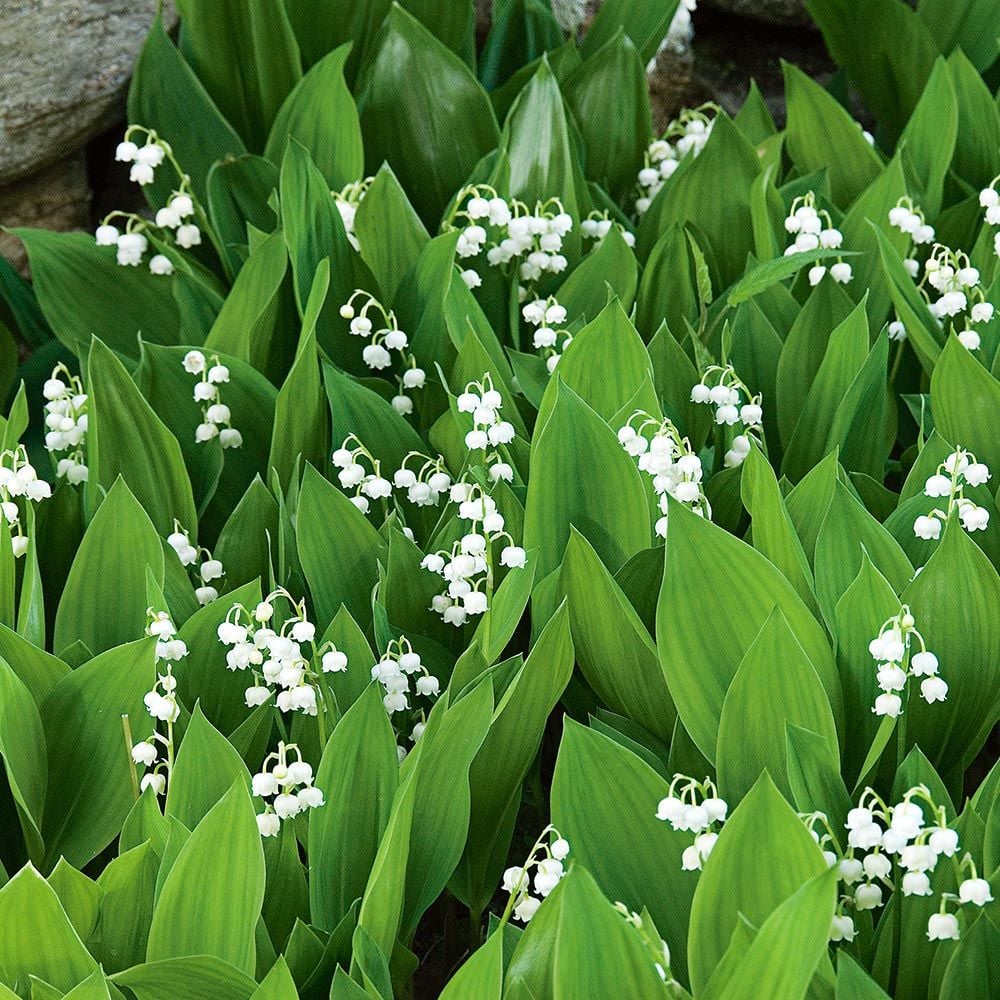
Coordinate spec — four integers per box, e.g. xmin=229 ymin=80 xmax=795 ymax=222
xmin=618 ymin=412 xmax=710 ymax=535
xmin=182 ymin=351 xmax=242 ymax=448
xmin=42 ymin=365 xmax=88 ymax=484
xmin=888 ymin=197 xmax=935 ymax=279
xmin=690 ymin=364 xmax=763 ymax=467
xmin=913 ymin=448 xmax=990 ymax=540
xmin=456 ymin=375 xmax=516 ymax=482
xmin=332 ymin=434 xmax=394 ymax=514
xmin=130 ymin=609 xmax=187 ymax=796
xmin=868 ymin=605 xmax=945 ymax=717
xmin=370 ymin=637 xmax=440 ymax=727
xmin=521 ymin=295 xmax=573 ymax=373
xmin=0 ymin=447 xmax=51 ymax=557
xmin=252 ymin=742 xmax=324 ymax=837
xmin=218 ymin=590 xmax=345 ymax=717
xmin=447 ymin=185 xmax=572 ymax=287
xmin=977 ymin=180 xmax=1000 ymax=259
xmin=635 ymin=105 xmax=716 ymax=216
xmin=421 ymin=481 xmax=526 ymax=626
xmin=918 ymin=245 xmax=994 ymax=351
xmin=580 ymin=212 xmax=636 ymax=249
xmin=655 ymin=776 xmax=728 ymax=871
xmin=339 ymin=291 xmax=425 ymax=414
xmin=392 ymin=452 xmax=453 ymax=508
xmin=501 ymin=826 xmax=570 ymax=923
xmin=821 ymin=785 xmax=991 ymax=944
xmin=94 ymin=127 xmax=201 ymax=274
xmin=784 ymin=193 xmax=852 ymax=285
xmin=166 ymin=522 xmax=225 ymax=605
xmin=332 ymin=177 xmax=373 ymax=251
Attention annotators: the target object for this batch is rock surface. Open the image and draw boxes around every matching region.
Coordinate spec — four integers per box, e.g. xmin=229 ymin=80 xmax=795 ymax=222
xmin=0 ymin=155 xmax=91 ymax=275
xmin=705 ymin=0 xmax=812 ymax=27
xmin=0 ymin=0 xmax=168 ymax=184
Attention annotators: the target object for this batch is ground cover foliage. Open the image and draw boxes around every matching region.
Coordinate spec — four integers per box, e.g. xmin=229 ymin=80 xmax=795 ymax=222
xmin=0 ymin=0 xmax=999 ymax=997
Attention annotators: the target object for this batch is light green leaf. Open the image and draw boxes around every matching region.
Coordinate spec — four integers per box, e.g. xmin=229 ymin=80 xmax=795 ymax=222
xmin=524 ymin=380 xmax=650 ymax=582
xmin=54 ymin=478 xmax=164 ymax=657
xmin=657 ymin=497 xmax=842 ymax=764
xmin=717 ymin=607 xmax=840 ymax=803
xmin=147 ymin=782 xmax=265 ymax=974
xmin=309 ymin=684 xmax=398 ymax=932
xmin=0 ymin=865 xmax=98 ymax=992
xmin=87 ymin=337 xmax=197 ymax=536
xmin=687 ymin=772 xmax=828 ymax=995
xmin=40 ymin=639 xmax=156 ymax=869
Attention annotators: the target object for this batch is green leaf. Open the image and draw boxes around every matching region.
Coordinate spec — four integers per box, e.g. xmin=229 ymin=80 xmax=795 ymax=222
xmin=87 ymin=337 xmax=197 ymax=536
xmin=918 ymin=0 xmax=1000 ymax=72
xmin=717 ymin=870 xmax=837 ymax=1000
xmin=638 ymin=114 xmax=760 ymax=289
xmin=94 ymin=842 xmax=160 ymax=973
xmin=805 ymin=0 xmax=938 ymax=141
xmin=539 ymin=298 xmax=654 ymax=423
xmin=147 ymin=782 xmax=265 ymax=974
xmin=54 ymin=479 xmax=164 ymax=657
xmin=897 ymin=59 xmax=958 ymax=216
xmin=687 ymin=772 xmax=828 ymax=995
xmin=501 ymin=58 xmax=583 ymax=252
xmin=205 ymin=228 xmax=297 ymax=376
xmin=205 ymin=155 xmax=279 ymax=277
xmin=717 ymin=607 xmax=840 ymax=803
xmin=399 ymin=681 xmax=493 ymax=940
xmin=740 ymin=444 xmax=818 ymax=616
xmin=0 ymin=657 xmax=46 ymax=857
xmin=657 ymin=497 xmax=842 ymax=763
xmin=813 ymin=481 xmax=913 ymax=626
xmin=13 ymin=231 xmax=181 ymax=359
xmin=269 ymin=267 xmax=329 ymax=491
xmin=782 ymin=299 xmax=869 ymax=483
xmin=728 ymin=249 xmax=860 ymax=306
xmin=550 ymin=720 xmax=698 ymax=985
xmin=453 ymin=605 xmax=574 ymax=915
xmin=557 ymin=226 xmax=638 ymax=324
xmin=582 ymin=0 xmax=682 ymax=65
xmin=559 ymin=529 xmax=674 ymax=740
xmin=524 ymin=380 xmax=650 ymax=582
xmin=40 ymin=639 xmax=155 ymax=869
xmin=134 ymin=343 xmax=277 ymax=535
xmin=0 ymin=865 xmax=98 ymax=992
xmin=352 ymin=164 xmax=430 ymax=302
xmin=309 ymin=684 xmax=398 ymax=932
xmin=900 ymin=519 xmax=1000 ymax=779
xmin=563 ymin=32 xmax=651 ymax=201
xmin=111 ymin=957 xmax=257 ymax=1000
xmin=127 ymin=14 xmax=246 ymax=204
xmin=783 ymin=62 xmax=882 ymax=208
xmin=297 ymin=464 xmax=387 ymax=631
xmin=358 ymin=6 xmax=499 ymax=227
xmin=549 ymin=866 xmax=673 ymax=997
xmin=931 ymin=335 xmax=1000 ymax=478
xmin=438 ymin=928 xmax=503 ymax=999
xmin=165 ymin=705 xmax=252 ymax=830
xmin=939 ymin=912 xmax=1000 ymax=999
xmin=175 ymin=0 xmax=301 ymax=152
xmin=265 ymin=44 xmax=363 ymax=189
xmin=249 ymin=957 xmax=298 ymax=1000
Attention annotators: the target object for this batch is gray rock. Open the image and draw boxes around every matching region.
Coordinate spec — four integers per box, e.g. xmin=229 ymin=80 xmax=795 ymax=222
xmin=0 ymin=154 xmax=91 ymax=276
xmin=705 ymin=0 xmax=812 ymax=27
xmin=0 ymin=1 xmax=171 ymax=184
